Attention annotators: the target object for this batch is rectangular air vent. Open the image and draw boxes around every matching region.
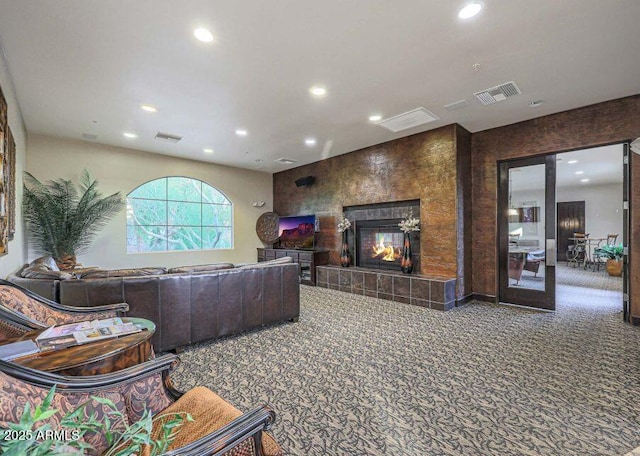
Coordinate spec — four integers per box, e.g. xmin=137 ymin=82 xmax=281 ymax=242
xmin=376 ymin=107 xmax=440 ymax=133
xmin=443 ymin=99 xmax=470 ymax=111
xmin=81 ymin=133 xmax=97 ymax=141
xmin=274 ymin=157 xmax=297 ymax=165
xmin=474 ymin=81 xmax=521 ymax=105
xmin=155 ymin=132 xmax=183 ymax=143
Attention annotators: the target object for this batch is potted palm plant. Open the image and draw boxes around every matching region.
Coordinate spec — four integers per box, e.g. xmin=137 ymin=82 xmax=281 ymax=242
xmin=595 ymin=243 xmax=624 ymax=277
xmin=23 ymin=170 xmax=124 ymax=270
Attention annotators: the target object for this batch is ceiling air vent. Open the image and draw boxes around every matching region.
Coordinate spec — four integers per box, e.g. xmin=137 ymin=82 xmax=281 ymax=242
xmin=154 ymin=132 xmax=183 ymax=143
xmin=444 ymin=99 xmax=470 ymax=111
xmin=376 ymin=107 xmax=440 ymax=133
xmin=474 ymin=81 xmax=522 ymax=105
xmin=274 ymin=157 xmax=297 ymax=165
xmin=81 ymin=133 xmax=97 ymax=141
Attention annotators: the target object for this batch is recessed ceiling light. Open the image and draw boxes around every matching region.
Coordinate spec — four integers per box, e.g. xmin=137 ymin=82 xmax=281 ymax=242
xmin=141 ymin=104 xmax=157 ymax=113
xmin=123 ymin=132 xmax=137 ymax=139
xmin=575 ymin=171 xmax=584 ymax=175
xmin=580 ymin=178 xmax=590 ymax=183
xmin=203 ymin=148 xmax=213 ymax=153
xmin=304 ymin=138 xmax=317 ymax=146
xmin=529 ymin=100 xmax=544 ymax=108
xmin=369 ymin=114 xmax=382 ymax=122
xmin=194 ymin=28 xmax=214 ymax=43
xmin=309 ymin=86 xmax=327 ymax=97
xmin=235 ymin=129 xmax=248 ymax=136
xmin=568 ymin=160 xmax=578 ymax=164
xmin=458 ymin=2 xmax=483 ymax=19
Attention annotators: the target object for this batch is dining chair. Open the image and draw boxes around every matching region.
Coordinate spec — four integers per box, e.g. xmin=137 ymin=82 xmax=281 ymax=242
xmin=567 ymin=233 xmax=589 ymax=268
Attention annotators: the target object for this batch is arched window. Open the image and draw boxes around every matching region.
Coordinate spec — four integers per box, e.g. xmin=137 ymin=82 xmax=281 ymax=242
xmin=126 ymin=177 xmax=232 ymax=252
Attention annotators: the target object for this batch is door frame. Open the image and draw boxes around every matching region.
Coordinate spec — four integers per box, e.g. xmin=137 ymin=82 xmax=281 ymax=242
xmin=498 ymin=155 xmax=556 ymax=310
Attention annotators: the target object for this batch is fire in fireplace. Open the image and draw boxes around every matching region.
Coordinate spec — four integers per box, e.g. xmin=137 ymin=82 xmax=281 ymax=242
xmin=356 ymin=219 xmax=407 ymax=271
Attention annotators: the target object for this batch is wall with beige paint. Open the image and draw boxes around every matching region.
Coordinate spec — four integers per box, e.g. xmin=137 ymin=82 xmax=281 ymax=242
xmin=26 ymin=134 xmax=272 ymax=269
xmin=0 ymin=49 xmax=27 ymax=277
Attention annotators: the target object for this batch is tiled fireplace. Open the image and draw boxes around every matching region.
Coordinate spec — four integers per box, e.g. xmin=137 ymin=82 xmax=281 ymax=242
xmin=315 ymin=266 xmax=456 ymax=311
xmin=344 ymin=200 xmax=420 ymax=273
xmin=356 ymin=219 xmax=404 ymax=271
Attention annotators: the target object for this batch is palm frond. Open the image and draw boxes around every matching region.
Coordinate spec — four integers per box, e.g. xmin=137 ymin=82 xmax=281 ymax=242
xmin=23 ymin=170 xmax=125 ymax=260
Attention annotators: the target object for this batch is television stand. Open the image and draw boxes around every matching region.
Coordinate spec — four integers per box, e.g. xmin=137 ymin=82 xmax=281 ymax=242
xmin=257 ymin=248 xmax=329 ymax=286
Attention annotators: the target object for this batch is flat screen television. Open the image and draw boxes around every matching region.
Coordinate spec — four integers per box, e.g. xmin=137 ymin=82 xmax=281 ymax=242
xmin=277 ymin=214 xmax=315 ymax=249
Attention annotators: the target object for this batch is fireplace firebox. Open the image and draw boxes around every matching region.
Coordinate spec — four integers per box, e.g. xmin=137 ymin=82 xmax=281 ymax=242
xmin=356 ymin=219 xmax=407 ymax=271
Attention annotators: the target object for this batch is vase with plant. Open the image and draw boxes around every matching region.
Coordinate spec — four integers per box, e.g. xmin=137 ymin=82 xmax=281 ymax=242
xmin=337 ymin=214 xmax=352 ymax=267
xmin=398 ymin=210 xmax=420 ymax=274
xmin=594 ymin=243 xmax=624 ymax=276
xmin=23 ymin=170 xmax=124 ymax=270
xmin=0 ymin=385 xmax=191 ymax=455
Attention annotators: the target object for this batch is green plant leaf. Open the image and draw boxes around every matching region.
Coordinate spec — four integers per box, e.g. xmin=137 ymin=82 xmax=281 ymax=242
xmin=23 ymin=170 xmax=124 ymax=261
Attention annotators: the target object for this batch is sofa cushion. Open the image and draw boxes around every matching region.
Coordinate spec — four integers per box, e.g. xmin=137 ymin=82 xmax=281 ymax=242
xmin=0 ymin=369 xmax=129 ymax=455
xmin=236 ymin=256 xmax=293 ymax=269
xmin=78 ymin=267 xmax=167 ymax=279
xmin=167 ymin=263 xmax=235 ymax=274
xmin=139 ymin=386 xmax=282 ymax=456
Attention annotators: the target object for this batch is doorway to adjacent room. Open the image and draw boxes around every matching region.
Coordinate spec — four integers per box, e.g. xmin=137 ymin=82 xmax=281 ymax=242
xmin=498 ymin=143 xmax=627 ymax=317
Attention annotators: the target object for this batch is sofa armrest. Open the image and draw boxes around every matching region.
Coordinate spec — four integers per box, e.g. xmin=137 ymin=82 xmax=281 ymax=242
xmin=0 ymin=353 xmax=178 ymax=391
xmin=53 ymin=300 xmax=130 ymax=314
xmin=0 ymin=278 xmax=129 ymax=315
xmin=162 ymin=405 xmax=277 ymax=456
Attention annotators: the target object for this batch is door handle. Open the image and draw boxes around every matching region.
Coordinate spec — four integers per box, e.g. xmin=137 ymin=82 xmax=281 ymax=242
xmin=546 ymin=239 xmax=556 ymax=267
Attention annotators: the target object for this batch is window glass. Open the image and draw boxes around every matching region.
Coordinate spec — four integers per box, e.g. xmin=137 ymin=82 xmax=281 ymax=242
xmin=126 ymin=177 xmax=232 ymax=252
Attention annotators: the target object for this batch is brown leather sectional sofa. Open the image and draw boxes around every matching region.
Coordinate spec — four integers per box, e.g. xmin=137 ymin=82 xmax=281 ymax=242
xmin=8 ymin=259 xmax=300 ymax=352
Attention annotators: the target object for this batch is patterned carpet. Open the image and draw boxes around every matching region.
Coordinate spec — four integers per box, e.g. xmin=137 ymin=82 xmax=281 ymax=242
xmin=171 ymin=285 xmax=640 ymax=456
xmin=513 ymin=263 xmax=623 ymax=292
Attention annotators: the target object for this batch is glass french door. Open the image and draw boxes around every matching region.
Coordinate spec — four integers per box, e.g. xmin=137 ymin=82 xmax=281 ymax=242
xmin=498 ymin=155 xmax=556 ymax=310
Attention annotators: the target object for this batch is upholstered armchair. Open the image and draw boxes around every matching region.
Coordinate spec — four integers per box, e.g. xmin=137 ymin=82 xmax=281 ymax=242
xmin=0 ymin=353 xmax=282 ymax=455
xmin=0 ymin=279 xmax=128 ymax=342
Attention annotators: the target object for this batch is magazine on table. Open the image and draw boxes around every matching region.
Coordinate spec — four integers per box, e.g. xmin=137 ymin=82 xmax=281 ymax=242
xmin=35 ymin=317 xmax=142 ymax=348
xmin=0 ymin=340 xmax=41 ymax=360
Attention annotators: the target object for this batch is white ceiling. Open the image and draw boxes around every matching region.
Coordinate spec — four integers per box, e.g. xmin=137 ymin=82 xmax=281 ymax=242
xmin=0 ymin=0 xmax=639 ymax=173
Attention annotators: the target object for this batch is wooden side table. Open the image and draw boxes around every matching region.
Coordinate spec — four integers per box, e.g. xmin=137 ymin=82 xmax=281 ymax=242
xmin=5 ymin=317 xmax=155 ymax=376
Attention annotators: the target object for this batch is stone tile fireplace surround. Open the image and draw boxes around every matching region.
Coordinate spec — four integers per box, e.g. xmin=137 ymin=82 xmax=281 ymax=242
xmin=325 ymin=200 xmax=457 ymax=311
xmin=316 ymin=266 xmax=456 ymax=311
xmin=344 ymin=200 xmax=420 ymax=272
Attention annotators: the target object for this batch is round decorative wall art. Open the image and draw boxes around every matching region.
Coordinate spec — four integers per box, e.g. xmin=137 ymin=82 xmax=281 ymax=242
xmin=256 ymin=211 xmax=280 ymax=244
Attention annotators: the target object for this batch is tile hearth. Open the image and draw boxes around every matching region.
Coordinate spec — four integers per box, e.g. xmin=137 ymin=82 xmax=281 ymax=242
xmin=316 ymin=265 xmax=456 ymax=311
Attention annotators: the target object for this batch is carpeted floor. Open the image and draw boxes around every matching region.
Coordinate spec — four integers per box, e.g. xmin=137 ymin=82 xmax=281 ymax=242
xmin=512 ymin=262 xmax=623 ymax=292
xmin=172 ymin=285 xmax=640 ymax=456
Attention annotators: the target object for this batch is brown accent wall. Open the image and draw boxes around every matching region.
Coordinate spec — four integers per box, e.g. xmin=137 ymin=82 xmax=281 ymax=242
xmin=455 ymin=125 xmax=473 ymax=298
xmin=471 ymin=95 xmax=640 ymax=316
xmin=274 ymin=125 xmax=466 ymax=284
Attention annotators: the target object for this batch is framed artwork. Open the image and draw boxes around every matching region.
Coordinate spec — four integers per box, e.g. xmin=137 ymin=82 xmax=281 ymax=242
xmin=0 ymin=84 xmax=10 ymax=255
xmin=7 ymin=126 xmax=15 ymax=240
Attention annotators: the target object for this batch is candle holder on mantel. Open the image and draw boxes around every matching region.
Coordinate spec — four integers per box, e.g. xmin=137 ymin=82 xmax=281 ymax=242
xmin=337 ymin=213 xmax=352 ymax=267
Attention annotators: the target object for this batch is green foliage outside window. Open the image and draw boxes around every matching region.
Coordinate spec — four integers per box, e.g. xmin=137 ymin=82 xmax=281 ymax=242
xmin=127 ymin=177 xmax=232 ymax=252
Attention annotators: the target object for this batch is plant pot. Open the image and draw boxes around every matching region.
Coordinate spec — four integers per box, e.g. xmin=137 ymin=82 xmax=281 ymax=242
xmin=606 ymin=259 xmax=622 ymax=277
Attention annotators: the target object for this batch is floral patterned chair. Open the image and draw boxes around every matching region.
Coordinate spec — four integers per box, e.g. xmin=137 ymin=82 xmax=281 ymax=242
xmin=0 ymin=279 xmax=128 ymax=343
xmin=0 ymin=353 xmax=282 ymax=455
